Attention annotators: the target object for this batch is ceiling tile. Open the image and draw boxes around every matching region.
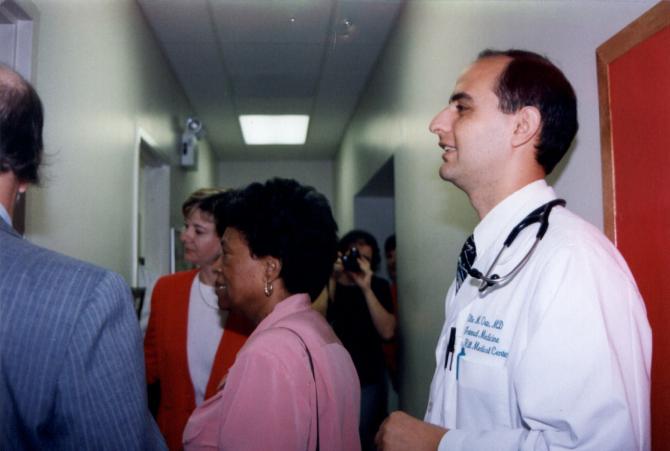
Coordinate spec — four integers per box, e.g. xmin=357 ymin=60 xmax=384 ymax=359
xmin=222 ymin=42 xmax=323 ymax=77
xmin=210 ymin=0 xmax=332 ymax=44
xmin=139 ymin=0 xmax=215 ymax=43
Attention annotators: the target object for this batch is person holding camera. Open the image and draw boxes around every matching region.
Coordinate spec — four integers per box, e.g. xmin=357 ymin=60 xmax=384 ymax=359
xmin=325 ymin=230 xmax=396 ymax=451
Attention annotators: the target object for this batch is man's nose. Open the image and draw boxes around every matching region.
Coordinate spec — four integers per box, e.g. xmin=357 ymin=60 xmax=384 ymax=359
xmin=429 ymin=108 xmax=450 ymax=135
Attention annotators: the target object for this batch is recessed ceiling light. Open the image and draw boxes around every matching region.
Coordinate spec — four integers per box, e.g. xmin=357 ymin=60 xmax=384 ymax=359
xmin=239 ymin=115 xmax=310 ymax=145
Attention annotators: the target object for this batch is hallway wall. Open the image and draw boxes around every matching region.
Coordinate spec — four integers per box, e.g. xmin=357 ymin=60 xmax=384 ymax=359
xmin=335 ymin=0 xmax=657 ymax=416
xmin=21 ymin=0 xmax=216 ymax=282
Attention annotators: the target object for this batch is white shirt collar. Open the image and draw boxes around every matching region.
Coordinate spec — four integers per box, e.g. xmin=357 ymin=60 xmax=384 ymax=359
xmin=0 ymin=203 xmax=11 ymax=226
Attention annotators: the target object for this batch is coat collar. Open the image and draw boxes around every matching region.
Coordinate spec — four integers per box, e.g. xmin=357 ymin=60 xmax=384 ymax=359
xmin=0 ymin=214 xmax=21 ymax=239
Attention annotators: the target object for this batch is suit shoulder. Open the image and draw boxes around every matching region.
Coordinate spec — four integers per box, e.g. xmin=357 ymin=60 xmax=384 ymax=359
xmin=1 ymin=236 xmax=128 ymax=299
xmin=8 ymin=236 xmax=103 ymax=272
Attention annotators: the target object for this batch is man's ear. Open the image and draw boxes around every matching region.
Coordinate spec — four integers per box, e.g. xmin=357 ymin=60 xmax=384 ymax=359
xmin=18 ymin=180 xmax=29 ymax=194
xmin=511 ymin=106 xmax=541 ymax=148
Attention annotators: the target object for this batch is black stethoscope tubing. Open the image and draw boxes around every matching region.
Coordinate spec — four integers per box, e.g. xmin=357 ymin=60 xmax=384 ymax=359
xmin=467 ymin=199 xmax=566 ymax=293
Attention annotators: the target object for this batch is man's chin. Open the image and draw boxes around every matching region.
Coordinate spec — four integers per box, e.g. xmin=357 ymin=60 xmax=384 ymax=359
xmin=439 ymin=166 xmax=453 ymax=182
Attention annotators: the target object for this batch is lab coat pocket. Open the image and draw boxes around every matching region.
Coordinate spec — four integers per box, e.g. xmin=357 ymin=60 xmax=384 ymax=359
xmin=456 ymin=356 xmax=512 ymax=429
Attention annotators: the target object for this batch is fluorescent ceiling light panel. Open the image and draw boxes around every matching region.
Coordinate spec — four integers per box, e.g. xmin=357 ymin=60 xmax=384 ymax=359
xmin=239 ymin=115 xmax=310 ymax=145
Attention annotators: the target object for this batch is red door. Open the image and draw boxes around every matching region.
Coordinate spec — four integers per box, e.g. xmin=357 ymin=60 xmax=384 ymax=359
xmin=597 ymin=2 xmax=670 ymax=448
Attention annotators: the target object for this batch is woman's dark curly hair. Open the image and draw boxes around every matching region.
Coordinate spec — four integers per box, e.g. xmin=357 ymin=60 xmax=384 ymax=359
xmin=338 ymin=229 xmax=381 ymax=272
xmin=215 ymin=178 xmax=338 ymax=301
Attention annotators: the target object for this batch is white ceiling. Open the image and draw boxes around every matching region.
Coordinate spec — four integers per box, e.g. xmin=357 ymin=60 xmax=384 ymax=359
xmin=137 ymin=0 xmax=404 ymax=161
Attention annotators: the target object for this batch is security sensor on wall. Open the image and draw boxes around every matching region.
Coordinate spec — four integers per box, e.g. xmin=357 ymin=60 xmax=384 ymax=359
xmin=186 ymin=117 xmax=203 ymax=137
xmin=180 ymin=134 xmax=197 ymax=168
xmin=180 ymin=117 xmax=203 ymax=168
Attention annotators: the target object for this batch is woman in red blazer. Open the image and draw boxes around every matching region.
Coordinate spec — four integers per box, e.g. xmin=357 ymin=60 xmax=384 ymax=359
xmin=144 ymin=189 xmax=253 ymax=451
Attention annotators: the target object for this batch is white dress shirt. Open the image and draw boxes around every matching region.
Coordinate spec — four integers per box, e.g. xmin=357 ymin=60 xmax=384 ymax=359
xmin=187 ymin=276 xmax=226 ymax=406
xmin=426 ymin=180 xmax=651 ymax=451
xmin=0 ymin=202 xmax=11 ymax=226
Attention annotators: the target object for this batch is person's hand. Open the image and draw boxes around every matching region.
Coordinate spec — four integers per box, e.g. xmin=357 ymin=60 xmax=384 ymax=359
xmin=333 ymin=252 xmax=344 ymax=276
xmin=375 ymin=411 xmax=447 ymax=451
xmin=349 ymin=254 xmax=372 ymax=289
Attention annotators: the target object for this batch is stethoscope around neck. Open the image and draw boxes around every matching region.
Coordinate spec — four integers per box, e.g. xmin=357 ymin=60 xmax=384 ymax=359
xmin=467 ymin=199 xmax=566 ymax=293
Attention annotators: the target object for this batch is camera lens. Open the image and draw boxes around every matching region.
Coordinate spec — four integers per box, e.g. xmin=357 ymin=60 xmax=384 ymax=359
xmin=342 ymin=247 xmax=361 ymax=272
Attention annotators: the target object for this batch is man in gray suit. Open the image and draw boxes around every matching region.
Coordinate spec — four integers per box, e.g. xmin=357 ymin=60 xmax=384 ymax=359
xmin=0 ymin=66 xmax=166 ymax=449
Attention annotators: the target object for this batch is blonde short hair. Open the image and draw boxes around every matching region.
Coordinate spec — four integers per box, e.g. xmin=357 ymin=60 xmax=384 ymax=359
xmin=181 ymin=188 xmax=227 ymax=218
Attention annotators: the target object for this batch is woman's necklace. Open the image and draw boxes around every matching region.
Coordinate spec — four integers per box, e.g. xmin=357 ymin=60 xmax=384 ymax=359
xmin=196 ymin=275 xmax=219 ymax=310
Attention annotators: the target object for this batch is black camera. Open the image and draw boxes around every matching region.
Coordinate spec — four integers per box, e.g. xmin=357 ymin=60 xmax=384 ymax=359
xmin=341 ymin=246 xmax=362 ymax=273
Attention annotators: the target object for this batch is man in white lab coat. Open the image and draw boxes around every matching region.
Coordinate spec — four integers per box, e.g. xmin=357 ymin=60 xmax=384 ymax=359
xmin=375 ymin=49 xmax=651 ymax=450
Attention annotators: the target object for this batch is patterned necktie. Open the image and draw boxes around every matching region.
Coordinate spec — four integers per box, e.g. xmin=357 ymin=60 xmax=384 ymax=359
xmin=455 ymin=235 xmax=477 ymax=293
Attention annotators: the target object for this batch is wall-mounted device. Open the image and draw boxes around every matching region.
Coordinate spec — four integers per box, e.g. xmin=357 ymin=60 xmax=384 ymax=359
xmin=180 ymin=117 xmax=204 ymax=168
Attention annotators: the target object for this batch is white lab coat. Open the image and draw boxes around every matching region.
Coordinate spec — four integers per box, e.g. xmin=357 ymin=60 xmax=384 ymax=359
xmin=425 ymin=180 xmax=651 ymax=451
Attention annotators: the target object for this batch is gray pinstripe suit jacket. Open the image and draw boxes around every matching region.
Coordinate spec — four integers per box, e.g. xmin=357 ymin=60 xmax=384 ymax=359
xmin=0 ymin=218 xmax=166 ymax=450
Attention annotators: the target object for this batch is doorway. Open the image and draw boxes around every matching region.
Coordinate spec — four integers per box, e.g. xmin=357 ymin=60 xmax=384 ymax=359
xmin=132 ymin=130 xmax=171 ymax=318
xmin=354 ymin=156 xmax=396 ymax=276
xmin=354 ymin=156 xmax=398 ymax=410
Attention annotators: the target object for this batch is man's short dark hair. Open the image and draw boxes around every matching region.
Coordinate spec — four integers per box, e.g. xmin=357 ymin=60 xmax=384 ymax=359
xmin=216 ymin=178 xmax=338 ymax=301
xmin=478 ymin=49 xmax=579 ymax=175
xmin=339 ymin=229 xmax=382 ymax=272
xmin=0 ymin=66 xmax=44 ymax=184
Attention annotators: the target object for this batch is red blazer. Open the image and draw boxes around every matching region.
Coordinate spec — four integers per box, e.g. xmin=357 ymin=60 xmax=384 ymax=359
xmin=144 ymin=269 xmax=253 ymax=450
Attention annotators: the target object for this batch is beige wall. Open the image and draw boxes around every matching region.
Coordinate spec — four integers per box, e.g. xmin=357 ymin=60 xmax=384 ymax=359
xmin=22 ymin=0 xmax=217 ymax=282
xmin=335 ymin=0 xmax=656 ymax=416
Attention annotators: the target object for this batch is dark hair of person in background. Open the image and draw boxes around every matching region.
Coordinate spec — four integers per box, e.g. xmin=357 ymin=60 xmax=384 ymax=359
xmin=477 ymin=49 xmax=578 ymax=175
xmin=215 ymin=177 xmax=338 ymax=301
xmin=193 ymin=189 xmax=239 ymax=227
xmin=339 ymin=229 xmax=382 ymax=272
xmin=0 ymin=66 xmax=44 ymax=184
xmin=384 ymin=234 xmax=395 ymax=255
